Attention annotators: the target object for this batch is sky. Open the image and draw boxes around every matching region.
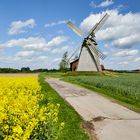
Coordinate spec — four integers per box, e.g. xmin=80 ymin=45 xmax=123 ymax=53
xmin=0 ymin=0 xmax=140 ymax=70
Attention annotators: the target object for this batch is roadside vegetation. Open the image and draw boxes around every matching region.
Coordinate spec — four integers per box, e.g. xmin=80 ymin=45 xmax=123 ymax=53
xmin=39 ymin=73 xmax=89 ymax=140
xmin=62 ymin=72 xmax=140 ymax=112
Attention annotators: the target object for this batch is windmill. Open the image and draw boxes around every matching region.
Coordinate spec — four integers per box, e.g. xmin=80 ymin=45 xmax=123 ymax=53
xmin=67 ymin=13 xmax=109 ymax=71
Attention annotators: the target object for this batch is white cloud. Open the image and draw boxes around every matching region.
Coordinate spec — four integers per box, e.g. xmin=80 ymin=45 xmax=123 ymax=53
xmin=80 ymin=9 xmax=140 ymax=49
xmin=50 ymin=58 xmax=62 ymax=69
xmin=51 ymin=46 xmax=69 ymax=54
xmin=0 ymin=35 xmax=69 ymax=69
xmin=133 ymin=57 xmax=140 ymax=62
xmin=117 ymin=56 xmax=140 ymax=67
xmin=52 ymin=58 xmax=61 ymax=63
xmin=0 ymin=54 xmax=50 ymax=69
xmin=103 ymin=51 xmax=108 ymax=55
xmin=8 ymin=19 xmax=36 ymax=35
xmin=37 ymin=56 xmax=48 ymax=60
xmin=45 ymin=20 xmax=67 ymax=28
xmin=104 ymin=44 xmax=110 ymax=48
xmin=0 ymin=36 xmax=68 ymax=51
xmin=16 ymin=50 xmax=35 ymax=57
xmin=118 ymin=61 xmax=129 ymax=65
xmin=47 ymin=36 xmax=68 ymax=47
xmin=113 ymin=49 xmax=139 ymax=57
xmin=112 ymin=34 xmax=140 ymax=48
xmin=102 ymin=47 xmax=140 ymax=70
xmin=90 ymin=0 xmax=114 ymax=8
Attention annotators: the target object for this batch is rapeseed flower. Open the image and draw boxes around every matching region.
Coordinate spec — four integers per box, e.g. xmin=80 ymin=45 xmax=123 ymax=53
xmin=0 ymin=76 xmax=64 ymax=140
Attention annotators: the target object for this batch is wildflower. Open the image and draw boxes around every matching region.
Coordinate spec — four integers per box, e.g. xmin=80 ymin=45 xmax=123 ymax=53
xmin=60 ymin=122 xmax=65 ymax=128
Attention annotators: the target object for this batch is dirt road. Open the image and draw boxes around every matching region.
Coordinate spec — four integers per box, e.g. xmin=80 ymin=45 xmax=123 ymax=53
xmin=46 ymin=78 xmax=140 ymax=140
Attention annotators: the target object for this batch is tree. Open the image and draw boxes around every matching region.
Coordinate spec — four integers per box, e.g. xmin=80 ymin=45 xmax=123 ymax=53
xmin=21 ymin=67 xmax=31 ymax=72
xmin=59 ymin=51 xmax=69 ymax=71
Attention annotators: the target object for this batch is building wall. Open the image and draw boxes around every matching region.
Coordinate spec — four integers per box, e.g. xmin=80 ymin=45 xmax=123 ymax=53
xmin=70 ymin=60 xmax=79 ymax=71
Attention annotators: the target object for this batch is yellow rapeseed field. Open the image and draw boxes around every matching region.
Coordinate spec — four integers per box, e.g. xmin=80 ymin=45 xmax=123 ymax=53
xmin=0 ymin=76 xmax=64 ymax=140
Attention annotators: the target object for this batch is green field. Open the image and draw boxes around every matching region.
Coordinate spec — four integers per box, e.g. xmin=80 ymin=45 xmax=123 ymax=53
xmin=62 ymin=72 xmax=140 ymax=112
xmin=42 ymin=71 xmax=140 ymax=139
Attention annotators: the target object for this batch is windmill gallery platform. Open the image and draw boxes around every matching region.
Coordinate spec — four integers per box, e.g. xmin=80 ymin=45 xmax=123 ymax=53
xmin=46 ymin=78 xmax=140 ymax=140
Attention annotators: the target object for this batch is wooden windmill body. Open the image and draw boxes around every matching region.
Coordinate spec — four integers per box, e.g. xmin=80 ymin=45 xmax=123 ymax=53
xmin=77 ymin=39 xmax=101 ymax=71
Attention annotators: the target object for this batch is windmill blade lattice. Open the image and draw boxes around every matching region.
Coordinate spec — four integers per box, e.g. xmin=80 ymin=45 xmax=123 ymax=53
xmin=88 ymin=45 xmax=101 ymax=71
xmin=87 ymin=39 xmax=106 ymax=60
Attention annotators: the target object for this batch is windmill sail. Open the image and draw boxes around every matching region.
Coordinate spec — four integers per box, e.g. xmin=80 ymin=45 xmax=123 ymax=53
xmin=67 ymin=45 xmax=81 ymax=62
xmin=88 ymin=13 xmax=109 ymax=36
xmin=67 ymin=21 xmax=83 ymax=37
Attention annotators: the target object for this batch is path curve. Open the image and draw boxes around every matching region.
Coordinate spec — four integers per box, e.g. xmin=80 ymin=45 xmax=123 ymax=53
xmin=46 ymin=78 xmax=140 ymax=140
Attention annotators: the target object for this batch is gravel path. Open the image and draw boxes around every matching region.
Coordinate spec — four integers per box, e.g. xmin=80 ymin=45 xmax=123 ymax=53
xmin=46 ymin=78 xmax=140 ymax=140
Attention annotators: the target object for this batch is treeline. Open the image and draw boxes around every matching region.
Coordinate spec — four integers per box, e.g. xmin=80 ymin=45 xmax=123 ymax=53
xmin=0 ymin=68 xmax=21 ymax=73
xmin=104 ymin=69 xmax=140 ymax=73
xmin=0 ymin=67 xmax=55 ymax=73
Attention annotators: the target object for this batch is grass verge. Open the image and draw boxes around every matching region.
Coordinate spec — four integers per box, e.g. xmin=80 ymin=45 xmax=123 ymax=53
xmin=38 ymin=73 xmax=89 ymax=140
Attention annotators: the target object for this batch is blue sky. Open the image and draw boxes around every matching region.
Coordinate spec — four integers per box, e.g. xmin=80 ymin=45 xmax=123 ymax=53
xmin=0 ymin=0 xmax=140 ymax=70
